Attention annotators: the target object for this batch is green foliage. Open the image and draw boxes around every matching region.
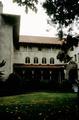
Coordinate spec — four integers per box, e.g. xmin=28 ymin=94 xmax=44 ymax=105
xmin=0 ymin=60 xmax=6 ymax=67
xmin=43 ymin=0 xmax=79 ymax=38
xmin=43 ymin=0 xmax=79 ymax=25
xmin=57 ymin=35 xmax=79 ymax=62
xmin=57 ymin=50 xmax=71 ymax=63
xmin=0 ymin=60 xmax=6 ymax=80
xmin=13 ymin=0 xmax=38 ymax=12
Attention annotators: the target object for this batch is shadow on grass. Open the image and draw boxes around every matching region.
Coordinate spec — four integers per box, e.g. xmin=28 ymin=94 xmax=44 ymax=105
xmin=0 ymin=95 xmax=79 ymax=120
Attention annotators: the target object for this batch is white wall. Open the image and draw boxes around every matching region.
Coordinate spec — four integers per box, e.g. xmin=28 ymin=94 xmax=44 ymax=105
xmin=0 ymin=16 xmax=13 ymax=80
xmin=14 ymin=46 xmax=61 ymax=64
xmin=68 ymin=44 xmax=79 ymax=80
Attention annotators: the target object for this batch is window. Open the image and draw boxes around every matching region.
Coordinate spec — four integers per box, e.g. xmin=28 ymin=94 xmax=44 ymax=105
xmin=25 ymin=57 xmax=30 ymax=63
xmin=50 ymin=57 xmax=54 ymax=64
xmin=74 ymin=54 xmax=77 ymax=62
xmin=34 ymin=57 xmax=38 ymax=64
xmin=42 ymin=57 xmax=46 ymax=64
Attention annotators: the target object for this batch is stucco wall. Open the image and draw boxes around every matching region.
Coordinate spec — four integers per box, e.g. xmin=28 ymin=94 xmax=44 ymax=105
xmin=68 ymin=45 xmax=79 ymax=62
xmin=68 ymin=44 xmax=79 ymax=80
xmin=0 ymin=16 xmax=13 ymax=80
xmin=14 ymin=46 xmax=61 ymax=64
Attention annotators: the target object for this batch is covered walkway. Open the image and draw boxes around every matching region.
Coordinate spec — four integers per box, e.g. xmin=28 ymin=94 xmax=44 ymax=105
xmin=13 ymin=64 xmax=65 ymax=85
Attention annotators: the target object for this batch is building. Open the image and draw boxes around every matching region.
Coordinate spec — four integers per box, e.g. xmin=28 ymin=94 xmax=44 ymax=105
xmin=0 ymin=2 xmax=79 ymax=86
xmin=13 ymin=35 xmax=65 ymax=84
xmin=68 ymin=40 xmax=79 ymax=80
xmin=0 ymin=2 xmax=20 ymax=80
xmin=0 ymin=2 xmax=65 ymax=83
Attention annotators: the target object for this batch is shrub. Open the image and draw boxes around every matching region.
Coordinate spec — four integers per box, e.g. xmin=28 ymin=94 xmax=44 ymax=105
xmin=6 ymin=73 xmax=23 ymax=94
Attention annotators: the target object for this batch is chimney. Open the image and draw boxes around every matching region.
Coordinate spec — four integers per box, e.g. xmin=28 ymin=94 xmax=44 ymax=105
xmin=0 ymin=1 xmax=3 ymax=14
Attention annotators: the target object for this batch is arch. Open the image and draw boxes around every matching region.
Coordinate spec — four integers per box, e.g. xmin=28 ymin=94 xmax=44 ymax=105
xmin=25 ymin=57 xmax=30 ymax=64
xmin=50 ymin=57 xmax=54 ymax=64
xmin=34 ymin=57 xmax=38 ymax=64
xmin=42 ymin=57 xmax=46 ymax=64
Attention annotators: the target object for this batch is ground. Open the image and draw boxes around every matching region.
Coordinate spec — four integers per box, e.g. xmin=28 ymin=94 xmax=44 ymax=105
xmin=0 ymin=92 xmax=79 ymax=120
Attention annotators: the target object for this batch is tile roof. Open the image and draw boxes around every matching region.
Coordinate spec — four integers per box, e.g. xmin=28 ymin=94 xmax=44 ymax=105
xmin=19 ymin=35 xmax=63 ymax=45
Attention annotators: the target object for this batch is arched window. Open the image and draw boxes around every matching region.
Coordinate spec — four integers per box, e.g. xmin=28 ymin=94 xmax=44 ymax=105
xmin=74 ymin=54 xmax=77 ymax=61
xmin=50 ymin=57 xmax=54 ymax=64
xmin=25 ymin=57 xmax=30 ymax=63
xmin=34 ymin=57 xmax=38 ymax=64
xmin=42 ymin=57 xmax=46 ymax=64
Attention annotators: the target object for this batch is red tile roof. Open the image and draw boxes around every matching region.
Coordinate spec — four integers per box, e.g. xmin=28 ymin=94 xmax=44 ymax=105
xmin=19 ymin=35 xmax=63 ymax=45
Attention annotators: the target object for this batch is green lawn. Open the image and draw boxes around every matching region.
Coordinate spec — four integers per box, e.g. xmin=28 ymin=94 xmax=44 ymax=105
xmin=0 ymin=92 xmax=79 ymax=120
xmin=0 ymin=92 xmax=77 ymax=105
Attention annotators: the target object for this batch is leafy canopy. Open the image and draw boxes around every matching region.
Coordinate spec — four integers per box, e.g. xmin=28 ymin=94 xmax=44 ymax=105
xmin=43 ymin=0 xmax=79 ymax=38
xmin=43 ymin=0 xmax=79 ymax=62
xmin=13 ymin=0 xmax=79 ymax=38
xmin=13 ymin=0 xmax=38 ymax=12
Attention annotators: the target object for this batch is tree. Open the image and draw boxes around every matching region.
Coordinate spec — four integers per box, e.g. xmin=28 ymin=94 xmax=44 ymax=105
xmin=12 ymin=0 xmax=79 ymax=38
xmin=43 ymin=0 xmax=79 ymax=39
xmin=12 ymin=0 xmax=79 ymax=63
xmin=42 ymin=0 xmax=79 ymax=62
xmin=57 ymin=35 xmax=79 ymax=62
xmin=13 ymin=0 xmax=38 ymax=12
xmin=0 ymin=60 xmax=6 ymax=79
xmin=0 ymin=60 xmax=6 ymax=67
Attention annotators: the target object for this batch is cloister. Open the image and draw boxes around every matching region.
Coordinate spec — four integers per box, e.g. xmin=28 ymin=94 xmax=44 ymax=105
xmin=13 ymin=63 xmax=65 ymax=84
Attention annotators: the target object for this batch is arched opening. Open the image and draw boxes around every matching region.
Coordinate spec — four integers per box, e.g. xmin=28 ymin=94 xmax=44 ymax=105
xmin=25 ymin=57 xmax=30 ymax=64
xmin=34 ymin=57 xmax=38 ymax=64
xmin=42 ymin=57 xmax=46 ymax=64
xmin=50 ymin=57 xmax=54 ymax=64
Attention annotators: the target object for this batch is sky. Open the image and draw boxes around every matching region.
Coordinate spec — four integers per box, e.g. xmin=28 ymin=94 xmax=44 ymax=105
xmin=1 ymin=0 xmax=58 ymax=37
xmin=1 ymin=0 xmax=79 ymax=37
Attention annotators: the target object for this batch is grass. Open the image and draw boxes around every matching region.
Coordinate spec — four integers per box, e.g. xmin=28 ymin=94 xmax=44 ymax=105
xmin=0 ymin=92 xmax=79 ymax=120
xmin=0 ymin=92 xmax=77 ymax=104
